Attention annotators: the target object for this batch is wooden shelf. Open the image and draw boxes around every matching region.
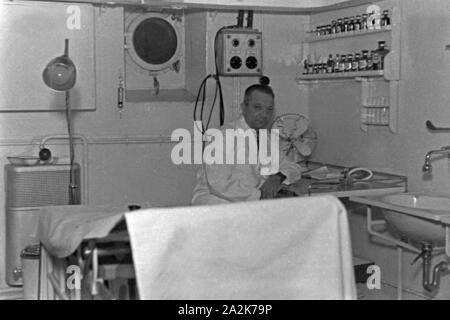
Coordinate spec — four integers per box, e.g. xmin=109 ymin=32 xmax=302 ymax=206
xmin=304 ymin=26 xmax=391 ymax=43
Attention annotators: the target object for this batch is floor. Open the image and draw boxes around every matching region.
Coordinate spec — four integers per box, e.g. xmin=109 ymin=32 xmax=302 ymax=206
xmin=1 ymin=274 xmax=432 ymax=300
xmin=356 ymin=282 xmax=429 ymax=300
xmin=1 ymin=284 xmax=431 ymax=300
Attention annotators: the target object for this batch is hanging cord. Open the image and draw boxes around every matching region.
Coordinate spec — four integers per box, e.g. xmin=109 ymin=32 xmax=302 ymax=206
xmin=193 ymin=25 xmax=236 ymax=135
xmin=65 ymin=90 xmax=78 ymax=205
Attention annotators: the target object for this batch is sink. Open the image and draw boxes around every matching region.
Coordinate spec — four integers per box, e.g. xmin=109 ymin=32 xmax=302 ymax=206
xmin=379 ymin=193 xmax=450 ymax=246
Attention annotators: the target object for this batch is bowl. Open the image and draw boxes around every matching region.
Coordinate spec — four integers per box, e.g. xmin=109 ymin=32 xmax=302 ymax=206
xmin=7 ymin=156 xmax=41 ymax=166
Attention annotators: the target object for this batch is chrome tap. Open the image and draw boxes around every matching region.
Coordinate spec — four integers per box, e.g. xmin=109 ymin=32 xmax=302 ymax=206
xmin=423 ymin=146 xmax=450 ymax=173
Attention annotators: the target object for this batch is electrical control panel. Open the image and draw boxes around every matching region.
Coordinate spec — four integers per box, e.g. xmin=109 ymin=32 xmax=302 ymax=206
xmin=216 ymin=28 xmax=263 ymax=77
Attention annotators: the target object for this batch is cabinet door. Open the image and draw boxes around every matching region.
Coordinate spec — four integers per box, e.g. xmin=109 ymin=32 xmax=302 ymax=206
xmin=0 ymin=1 xmax=95 ymax=111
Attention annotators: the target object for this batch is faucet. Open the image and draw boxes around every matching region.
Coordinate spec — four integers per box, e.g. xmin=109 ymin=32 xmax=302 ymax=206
xmin=423 ymin=146 xmax=450 ymax=173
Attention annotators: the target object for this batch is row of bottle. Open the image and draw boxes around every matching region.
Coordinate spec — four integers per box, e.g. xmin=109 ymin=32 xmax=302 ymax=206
xmin=311 ymin=9 xmax=390 ymax=37
xmin=302 ymin=41 xmax=389 ymax=75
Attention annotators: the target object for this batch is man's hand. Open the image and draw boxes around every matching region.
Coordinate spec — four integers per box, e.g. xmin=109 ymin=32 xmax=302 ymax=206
xmin=293 ymin=179 xmax=312 ymax=195
xmin=260 ymin=173 xmax=285 ymax=199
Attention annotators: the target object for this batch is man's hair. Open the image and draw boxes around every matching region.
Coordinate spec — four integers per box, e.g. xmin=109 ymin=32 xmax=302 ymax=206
xmin=243 ymin=84 xmax=274 ymax=106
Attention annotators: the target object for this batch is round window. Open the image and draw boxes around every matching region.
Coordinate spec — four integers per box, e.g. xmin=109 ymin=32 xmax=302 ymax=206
xmin=127 ymin=13 xmax=182 ymax=75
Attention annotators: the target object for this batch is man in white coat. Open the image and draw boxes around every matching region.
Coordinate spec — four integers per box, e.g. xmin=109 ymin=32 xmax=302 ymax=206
xmin=191 ymin=83 xmax=310 ymax=205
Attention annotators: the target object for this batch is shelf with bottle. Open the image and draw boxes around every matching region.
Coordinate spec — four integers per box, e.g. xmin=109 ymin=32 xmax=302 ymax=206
xmin=296 ymin=1 xmax=400 ymax=133
xmin=304 ymin=26 xmax=391 ymax=43
xmin=297 ymin=70 xmax=383 ymax=82
xmin=305 ymin=8 xmax=391 ymax=43
xmin=297 ymin=40 xmax=390 ymax=82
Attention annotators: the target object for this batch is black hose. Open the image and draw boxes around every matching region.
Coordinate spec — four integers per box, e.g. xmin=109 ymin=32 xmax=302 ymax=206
xmin=65 ymin=90 xmax=77 ymax=205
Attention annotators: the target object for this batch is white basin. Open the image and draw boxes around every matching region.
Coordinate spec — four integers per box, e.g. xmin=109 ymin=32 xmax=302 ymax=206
xmin=380 ymin=193 xmax=450 ymax=246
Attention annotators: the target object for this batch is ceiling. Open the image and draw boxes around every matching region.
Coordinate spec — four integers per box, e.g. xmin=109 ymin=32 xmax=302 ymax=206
xmin=25 ymin=0 xmax=376 ymax=13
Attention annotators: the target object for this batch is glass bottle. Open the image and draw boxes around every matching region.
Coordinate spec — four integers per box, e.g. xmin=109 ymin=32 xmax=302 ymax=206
xmin=348 ymin=16 xmax=355 ymax=32
xmin=355 ymin=15 xmax=361 ymax=31
xmin=381 ymin=10 xmax=390 ymax=27
xmin=352 ymin=53 xmax=360 ymax=72
xmin=331 ymin=20 xmax=337 ymax=34
xmin=374 ymin=41 xmax=389 ymax=70
xmin=308 ymin=61 xmax=314 ymax=74
xmin=316 ymin=26 xmax=322 ymax=36
xmin=372 ymin=50 xmax=381 ymax=70
xmin=334 ymin=54 xmax=341 ymax=73
xmin=327 ymin=54 xmax=334 ymax=73
xmin=361 ymin=13 xmax=368 ymax=30
xmin=336 ymin=18 xmax=343 ymax=33
xmin=343 ymin=17 xmax=349 ymax=32
xmin=367 ymin=12 xmax=374 ymax=30
xmin=367 ymin=50 xmax=374 ymax=70
xmin=359 ymin=50 xmax=368 ymax=71
xmin=345 ymin=54 xmax=353 ymax=72
xmin=339 ymin=54 xmax=346 ymax=72
xmin=303 ymin=58 xmax=309 ymax=75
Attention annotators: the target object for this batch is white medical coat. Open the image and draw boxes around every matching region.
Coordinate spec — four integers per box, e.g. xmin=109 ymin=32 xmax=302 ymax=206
xmin=191 ymin=116 xmax=302 ymax=205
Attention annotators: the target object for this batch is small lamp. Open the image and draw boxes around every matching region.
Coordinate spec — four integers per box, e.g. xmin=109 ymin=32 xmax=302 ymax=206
xmin=42 ymin=38 xmax=76 ymax=91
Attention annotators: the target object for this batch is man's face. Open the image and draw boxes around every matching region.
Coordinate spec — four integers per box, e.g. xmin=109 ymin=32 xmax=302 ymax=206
xmin=242 ymin=90 xmax=275 ymax=130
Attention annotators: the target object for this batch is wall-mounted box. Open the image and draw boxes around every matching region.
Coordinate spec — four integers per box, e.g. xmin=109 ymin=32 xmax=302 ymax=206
xmin=216 ymin=28 xmax=263 ymax=77
xmin=0 ymin=1 xmax=96 ymax=112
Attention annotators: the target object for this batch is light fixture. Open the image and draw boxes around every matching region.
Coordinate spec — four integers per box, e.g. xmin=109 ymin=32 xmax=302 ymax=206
xmin=42 ymin=38 xmax=76 ymax=91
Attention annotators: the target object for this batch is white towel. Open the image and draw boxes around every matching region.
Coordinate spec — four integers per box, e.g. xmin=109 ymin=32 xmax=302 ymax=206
xmin=37 ymin=204 xmax=130 ymax=258
xmin=125 ymin=196 xmax=356 ymax=300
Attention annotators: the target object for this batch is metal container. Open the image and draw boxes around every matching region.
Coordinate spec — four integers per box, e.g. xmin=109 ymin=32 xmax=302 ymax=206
xmin=21 ymin=245 xmax=41 ymax=300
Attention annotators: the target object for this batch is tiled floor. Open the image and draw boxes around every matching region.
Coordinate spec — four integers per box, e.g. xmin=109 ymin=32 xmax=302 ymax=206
xmin=356 ymin=282 xmax=429 ymax=300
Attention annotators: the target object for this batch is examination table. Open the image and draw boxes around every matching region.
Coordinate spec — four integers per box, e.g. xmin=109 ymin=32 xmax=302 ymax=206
xmin=33 ymin=196 xmax=356 ymax=300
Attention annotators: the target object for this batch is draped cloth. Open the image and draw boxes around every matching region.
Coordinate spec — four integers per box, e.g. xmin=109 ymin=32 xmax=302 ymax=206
xmin=125 ymin=196 xmax=356 ymax=300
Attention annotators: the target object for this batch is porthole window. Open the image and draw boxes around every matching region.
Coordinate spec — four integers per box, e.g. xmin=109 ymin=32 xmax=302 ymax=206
xmin=126 ymin=12 xmax=182 ymax=75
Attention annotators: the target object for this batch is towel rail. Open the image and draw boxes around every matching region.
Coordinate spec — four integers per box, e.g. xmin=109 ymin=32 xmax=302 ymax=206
xmin=426 ymin=120 xmax=450 ymax=132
